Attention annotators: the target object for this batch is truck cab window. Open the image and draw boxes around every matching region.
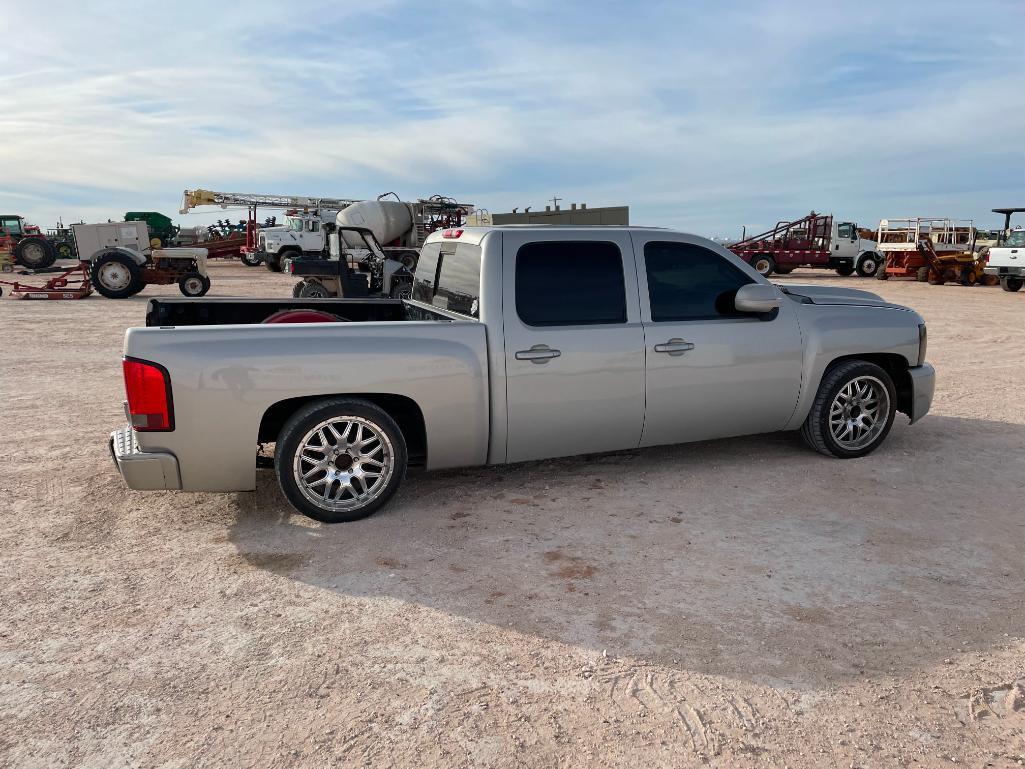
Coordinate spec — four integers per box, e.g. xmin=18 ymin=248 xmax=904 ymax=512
xmin=516 ymin=241 xmax=626 ymax=326
xmin=837 ymin=223 xmax=854 ymax=240
xmin=413 ymin=241 xmax=481 ymax=318
xmin=643 ymin=241 xmax=754 ymax=321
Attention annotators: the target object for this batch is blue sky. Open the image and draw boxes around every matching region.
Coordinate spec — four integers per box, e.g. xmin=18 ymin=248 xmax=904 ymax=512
xmin=1 ymin=0 xmax=1022 ymax=239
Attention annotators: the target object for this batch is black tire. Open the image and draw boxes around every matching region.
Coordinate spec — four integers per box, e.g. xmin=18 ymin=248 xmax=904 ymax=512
xmin=773 ymin=266 xmax=795 ymax=275
xmin=960 ymin=266 xmax=978 ymax=286
xmin=178 ymin=272 xmax=211 ymax=297
xmin=90 ymin=251 xmax=144 ymax=299
xmin=855 ymin=253 xmax=881 ymax=277
xmin=294 ymin=279 xmax=331 ymax=298
xmin=916 ymin=266 xmax=931 ymax=283
xmin=389 ymin=280 xmax=412 ymax=299
xmin=14 ymin=237 xmax=57 ymax=269
xmin=835 ymin=264 xmax=855 ymax=277
xmin=264 ymin=252 xmax=285 ymax=272
xmin=1001 ymin=277 xmax=1023 ymax=292
xmin=927 ymin=271 xmax=945 ymax=286
xmin=275 ymin=398 xmax=407 ymax=523
xmin=751 ymin=254 xmax=775 ymax=277
xmin=241 ymin=251 xmax=263 ymax=267
xmin=55 ymin=242 xmax=74 ymax=260
xmin=397 ymin=251 xmax=418 ymax=270
xmin=800 ymin=360 xmax=897 ymax=459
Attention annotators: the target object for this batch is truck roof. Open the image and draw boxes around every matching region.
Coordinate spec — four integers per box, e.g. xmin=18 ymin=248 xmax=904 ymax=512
xmin=426 ymin=224 xmax=678 ymax=246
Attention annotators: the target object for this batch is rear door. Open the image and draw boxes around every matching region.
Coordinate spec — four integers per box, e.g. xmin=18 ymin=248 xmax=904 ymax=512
xmin=501 ymin=231 xmax=645 ymax=463
xmin=634 ymin=233 xmax=804 ymax=447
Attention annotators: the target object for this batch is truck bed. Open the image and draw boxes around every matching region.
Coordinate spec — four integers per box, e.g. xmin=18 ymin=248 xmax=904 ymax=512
xmin=145 ymin=297 xmax=452 ymax=327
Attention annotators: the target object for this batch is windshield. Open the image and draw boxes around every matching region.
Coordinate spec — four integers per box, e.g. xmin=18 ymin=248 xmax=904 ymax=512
xmin=1004 ymin=229 xmax=1025 ymax=247
xmin=286 ymin=217 xmax=303 ymax=231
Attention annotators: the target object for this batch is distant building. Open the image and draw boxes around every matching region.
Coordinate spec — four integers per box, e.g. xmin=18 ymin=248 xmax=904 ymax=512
xmin=493 ymin=203 xmax=629 ymax=226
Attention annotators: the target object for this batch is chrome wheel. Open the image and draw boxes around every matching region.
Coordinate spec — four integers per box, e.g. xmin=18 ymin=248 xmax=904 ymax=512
xmin=829 ymin=375 xmax=889 ymax=450
xmin=98 ymin=262 xmax=131 ymax=290
xmin=292 ymin=416 xmax=394 ymax=512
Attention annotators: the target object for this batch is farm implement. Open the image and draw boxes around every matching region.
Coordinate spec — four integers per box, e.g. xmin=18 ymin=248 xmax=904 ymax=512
xmin=0 ymin=261 xmax=93 ymax=299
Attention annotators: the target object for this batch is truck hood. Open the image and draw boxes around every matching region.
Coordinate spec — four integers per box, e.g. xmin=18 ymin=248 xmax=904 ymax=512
xmin=778 ymin=283 xmax=908 ymax=310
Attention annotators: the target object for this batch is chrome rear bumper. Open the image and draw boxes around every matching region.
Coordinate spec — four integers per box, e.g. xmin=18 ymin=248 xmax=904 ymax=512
xmin=109 ymin=425 xmax=181 ymax=490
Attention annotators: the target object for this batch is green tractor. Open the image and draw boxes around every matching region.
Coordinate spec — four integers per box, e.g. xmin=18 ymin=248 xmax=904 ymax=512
xmin=0 ymin=214 xmax=58 ymax=268
xmin=124 ymin=211 xmax=180 ymax=246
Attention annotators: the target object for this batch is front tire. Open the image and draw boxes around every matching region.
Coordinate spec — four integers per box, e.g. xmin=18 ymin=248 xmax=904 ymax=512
xmin=241 ymin=251 xmax=263 ymax=267
xmin=178 ymin=272 xmax=211 ymax=297
xmin=275 ymin=398 xmax=407 ymax=523
xmin=800 ymin=360 xmax=897 ymax=459
xmin=264 ymin=252 xmax=284 ymax=272
xmin=90 ymin=252 xmax=144 ymax=299
xmin=855 ymin=253 xmax=880 ymax=277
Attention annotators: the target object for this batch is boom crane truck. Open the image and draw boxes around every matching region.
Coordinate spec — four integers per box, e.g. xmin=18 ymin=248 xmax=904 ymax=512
xmin=728 ymin=212 xmax=883 ymax=278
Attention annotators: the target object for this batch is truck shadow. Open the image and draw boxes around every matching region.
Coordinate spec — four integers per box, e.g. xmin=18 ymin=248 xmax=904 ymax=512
xmin=227 ymin=414 xmax=1025 ymax=688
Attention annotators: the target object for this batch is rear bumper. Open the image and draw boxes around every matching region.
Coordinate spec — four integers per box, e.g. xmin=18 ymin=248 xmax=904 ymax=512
xmin=907 ymin=363 xmax=935 ymax=424
xmin=984 ymin=265 xmax=1024 ymax=276
xmin=109 ymin=425 xmax=181 ymax=490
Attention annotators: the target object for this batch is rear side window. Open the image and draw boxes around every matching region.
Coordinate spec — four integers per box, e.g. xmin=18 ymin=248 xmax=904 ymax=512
xmin=412 ymin=241 xmax=482 ymax=318
xmin=516 ymin=241 xmax=626 ymax=326
xmin=644 ymin=241 xmax=754 ymax=321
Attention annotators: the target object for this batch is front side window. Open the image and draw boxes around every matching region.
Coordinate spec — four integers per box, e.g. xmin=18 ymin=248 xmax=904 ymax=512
xmin=837 ymin=223 xmax=854 ymax=239
xmin=287 ymin=217 xmax=303 ymax=231
xmin=516 ymin=241 xmax=626 ymax=326
xmin=643 ymin=241 xmax=755 ymax=322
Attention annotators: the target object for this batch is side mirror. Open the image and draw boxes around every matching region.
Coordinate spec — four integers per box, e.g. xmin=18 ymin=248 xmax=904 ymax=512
xmin=735 ymin=283 xmax=782 ymax=314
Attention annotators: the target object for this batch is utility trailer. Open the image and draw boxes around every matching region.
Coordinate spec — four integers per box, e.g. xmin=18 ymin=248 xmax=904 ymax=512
xmin=874 ymin=218 xmax=983 ymax=284
xmin=727 ymin=212 xmax=882 ymax=277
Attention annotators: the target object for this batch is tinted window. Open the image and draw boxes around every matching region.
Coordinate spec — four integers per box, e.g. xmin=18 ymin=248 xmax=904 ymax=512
xmin=412 ymin=241 xmax=481 ymax=318
xmin=644 ymin=241 xmax=754 ymax=321
xmin=516 ymin=241 xmax=626 ymax=326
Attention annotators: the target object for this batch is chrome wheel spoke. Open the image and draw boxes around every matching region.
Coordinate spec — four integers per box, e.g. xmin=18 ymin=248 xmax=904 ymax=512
xmin=827 ymin=375 xmax=890 ymax=450
xmin=293 ymin=415 xmax=395 ymax=512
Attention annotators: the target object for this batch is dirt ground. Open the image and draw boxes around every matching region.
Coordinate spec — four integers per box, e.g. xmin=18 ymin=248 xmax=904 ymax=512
xmin=1 ymin=259 xmax=1023 ymax=769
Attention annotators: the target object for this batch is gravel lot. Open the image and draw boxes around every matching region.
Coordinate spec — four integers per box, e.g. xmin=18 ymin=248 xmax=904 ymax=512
xmin=1 ymin=259 xmax=1023 ymax=768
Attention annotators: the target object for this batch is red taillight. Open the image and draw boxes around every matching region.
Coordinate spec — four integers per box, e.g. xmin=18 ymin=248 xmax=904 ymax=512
xmin=984 ymin=251 xmax=990 ymax=263
xmin=442 ymin=228 xmax=463 ymax=239
xmin=123 ymin=358 xmax=173 ymax=431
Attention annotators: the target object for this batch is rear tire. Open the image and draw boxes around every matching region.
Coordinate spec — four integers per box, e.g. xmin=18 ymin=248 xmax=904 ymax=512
xmin=275 ymin=398 xmax=407 ymax=523
xmin=90 ymin=252 xmax=144 ymax=299
xmin=14 ymin=237 xmax=57 ymax=269
xmin=1001 ymin=277 xmax=1023 ymax=292
xmin=800 ymin=360 xmax=897 ymax=459
xmin=855 ymin=253 xmax=880 ymax=277
xmin=875 ymin=267 xmax=889 ymax=280
xmin=751 ymin=254 xmax=775 ymax=277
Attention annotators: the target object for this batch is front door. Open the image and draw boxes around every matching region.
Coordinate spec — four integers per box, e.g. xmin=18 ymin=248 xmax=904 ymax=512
xmin=502 ymin=231 xmax=646 ymax=463
xmin=633 ymin=234 xmax=804 ymax=447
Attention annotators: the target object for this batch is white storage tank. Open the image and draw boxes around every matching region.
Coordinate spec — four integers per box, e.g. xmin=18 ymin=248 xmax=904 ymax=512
xmin=336 ymin=200 xmax=413 ymax=247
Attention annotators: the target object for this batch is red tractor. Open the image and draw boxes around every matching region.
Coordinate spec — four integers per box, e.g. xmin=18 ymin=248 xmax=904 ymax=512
xmin=0 ymin=214 xmax=58 ymax=269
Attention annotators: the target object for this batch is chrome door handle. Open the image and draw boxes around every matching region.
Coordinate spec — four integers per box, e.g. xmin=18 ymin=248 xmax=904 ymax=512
xmin=653 ymin=338 xmax=695 ymax=356
xmin=515 ymin=345 xmax=561 ymax=363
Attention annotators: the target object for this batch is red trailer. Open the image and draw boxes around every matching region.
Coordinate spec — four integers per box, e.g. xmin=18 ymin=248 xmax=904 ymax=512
xmin=728 ymin=212 xmax=882 ymax=277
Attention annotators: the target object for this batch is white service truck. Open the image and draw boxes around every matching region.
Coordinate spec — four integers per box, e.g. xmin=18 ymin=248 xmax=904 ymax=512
xmin=983 ymin=207 xmax=1025 ymax=293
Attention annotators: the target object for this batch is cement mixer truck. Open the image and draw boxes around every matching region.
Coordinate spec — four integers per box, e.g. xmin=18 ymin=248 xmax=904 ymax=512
xmin=257 ymin=193 xmax=473 ymax=273
xmin=285 ymin=195 xmax=473 ymax=298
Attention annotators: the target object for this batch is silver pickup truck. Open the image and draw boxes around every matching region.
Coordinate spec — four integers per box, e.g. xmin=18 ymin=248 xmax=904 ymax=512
xmin=111 ymin=225 xmax=935 ymax=522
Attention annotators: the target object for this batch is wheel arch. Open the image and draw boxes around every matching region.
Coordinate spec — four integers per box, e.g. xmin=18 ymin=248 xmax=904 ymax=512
xmin=259 ymin=393 xmax=427 ymax=466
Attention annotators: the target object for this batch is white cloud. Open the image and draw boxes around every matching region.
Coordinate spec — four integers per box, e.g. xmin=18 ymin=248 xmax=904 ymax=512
xmin=1 ymin=0 xmax=1022 ymax=233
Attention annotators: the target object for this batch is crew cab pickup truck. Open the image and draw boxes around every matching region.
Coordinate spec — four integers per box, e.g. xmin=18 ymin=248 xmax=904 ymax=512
xmin=110 ymin=226 xmax=935 ymax=523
